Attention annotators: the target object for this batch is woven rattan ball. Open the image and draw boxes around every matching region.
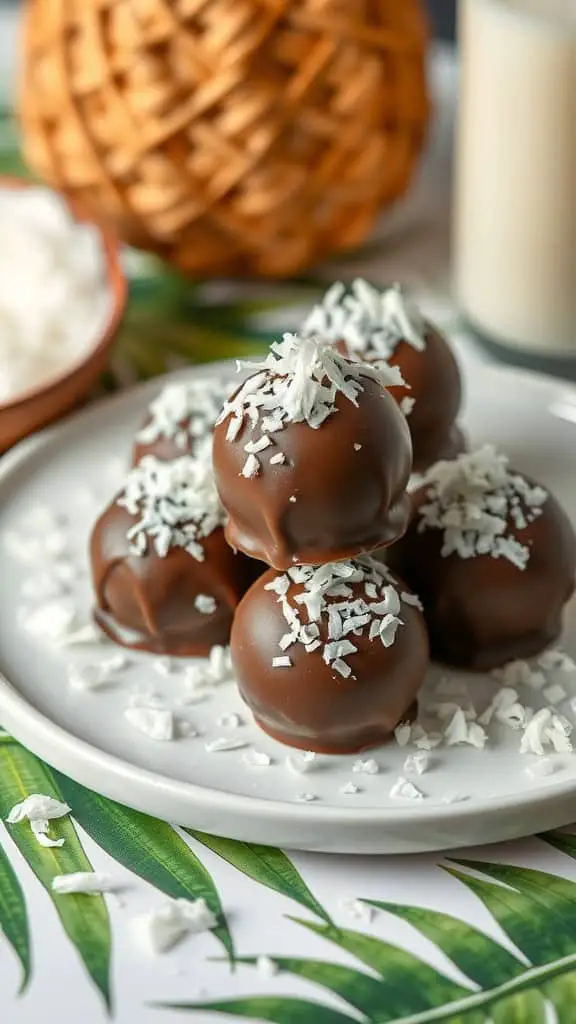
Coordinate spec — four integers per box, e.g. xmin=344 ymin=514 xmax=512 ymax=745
xmin=19 ymin=1 xmax=429 ymax=278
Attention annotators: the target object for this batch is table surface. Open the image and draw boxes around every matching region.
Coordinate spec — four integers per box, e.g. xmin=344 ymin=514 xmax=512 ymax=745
xmin=2 ymin=23 xmax=576 ymax=1024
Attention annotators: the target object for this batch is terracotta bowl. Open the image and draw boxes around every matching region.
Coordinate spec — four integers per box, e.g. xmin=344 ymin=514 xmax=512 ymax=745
xmin=0 ymin=176 xmax=128 ymax=454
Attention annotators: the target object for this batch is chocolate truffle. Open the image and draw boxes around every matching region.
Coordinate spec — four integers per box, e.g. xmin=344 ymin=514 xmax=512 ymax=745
xmin=231 ymin=556 xmax=429 ymax=754
xmin=302 ymin=280 xmax=465 ymax=471
xmin=133 ymin=376 xmax=231 ymax=464
xmin=387 ymin=446 xmax=576 ymax=670
xmin=212 ymin=333 xmax=413 ymax=570
xmin=91 ymin=446 xmax=260 ymax=656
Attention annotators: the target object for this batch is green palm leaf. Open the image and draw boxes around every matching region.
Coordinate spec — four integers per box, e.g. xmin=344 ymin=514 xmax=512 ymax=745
xmin=491 ymin=990 xmax=547 ymax=1023
xmin=362 ymin=899 xmax=523 ymax=989
xmin=187 ymin=831 xmax=332 ymax=925
xmin=53 ymin=774 xmax=234 ymax=962
xmin=156 ymin=996 xmax=356 ymax=1024
xmin=539 ymin=829 xmax=576 ymax=860
xmin=0 ymin=834 xmax=30 ymax=993
xmin=450 ymin=859 xmax=576 ymax=961
xmin=542 ymin=971 xmax=576 ymax=1023
xmin=233 ymin=956 xmax=388 ymax=1020
xmin=289 ymin=918 xmax=472 ymax=1020
xmin=0 ymin=744 xmax=111 ymax=1010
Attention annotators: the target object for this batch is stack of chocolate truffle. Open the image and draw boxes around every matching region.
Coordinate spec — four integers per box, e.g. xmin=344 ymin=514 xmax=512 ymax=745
xmin=90 ymin=282 xmax=576 ymax=756
xmin=212 ymin=331 xmax=431 ymax=753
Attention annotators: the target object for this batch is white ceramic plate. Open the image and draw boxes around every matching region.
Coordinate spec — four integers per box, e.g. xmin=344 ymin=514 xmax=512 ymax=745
xmin=2 ymin=353 xmax=576 ymax=854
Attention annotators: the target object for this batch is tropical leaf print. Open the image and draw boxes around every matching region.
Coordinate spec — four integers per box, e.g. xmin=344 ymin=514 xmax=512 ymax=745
xmin=0 ymin=834 xmax=30 ymax=993
xmin=53 ymin=773 xmax=235 ymax=963
xmin=160 ymin=996 xmax=356 ymax=1024
xmin=0 ymin=741 xmax=112 ymax=1011
xmin=187 ymin=830 xmax=332 ymax=924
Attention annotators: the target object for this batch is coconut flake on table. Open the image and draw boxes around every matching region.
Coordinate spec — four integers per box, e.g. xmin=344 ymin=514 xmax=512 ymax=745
xmin=141 ymin=897 xmax=217 ymax=955
xmin=415 ymin=446 xmax=548 ymax=569
xmin=340 ymin=898 xmax=374 ymax=924
xmin=263 ymin=555 xmax=411 ymax=680
xmin=301 ymin=280 xmax=426 ymax=361
xmin=117 ymin=440 xmax=224 ymax=561
xmin=52 ymin=872 xmax=117 ymax=895
xmin=7 ymin=794 xmax=71 ymax=848
xmin=135 ymin=378 xmax=231 ymax=450
xmin=0 ymin=186 xmax=111 ymax=404
xmin=256 ymin=955 xmax=280 ymax=978
xmin=216 ymin=331 xmax=405 ymax=458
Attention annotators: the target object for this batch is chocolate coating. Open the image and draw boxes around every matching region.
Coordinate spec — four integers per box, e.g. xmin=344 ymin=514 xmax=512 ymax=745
xmin=388 ymin=480 xmax=576 ymax=670
xmin=339 ymin=323 xmax=464 ymax=472
xmin=213 ymin=376 xmax=413 ymax=570
xmin=91 ymin=500 xmax=262 ymax=656
xmin=231 ymin=567 xmax=430 ymax=754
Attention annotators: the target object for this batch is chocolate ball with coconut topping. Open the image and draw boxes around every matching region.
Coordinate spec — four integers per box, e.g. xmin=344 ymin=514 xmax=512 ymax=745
xmin=133 ymin=376 xmax=231 ymax=464
xmin=302 ymin=281 xmax=465 ymax=472
xmin=387 ymin=446 xmax=576 ymax=670
xmin=90 ymin=447 xmax=261 ymax=656
xmin=212 ymin=333 xmax=413 ymax=570
xmin=231 ymin=555 xmax=429 ymax=754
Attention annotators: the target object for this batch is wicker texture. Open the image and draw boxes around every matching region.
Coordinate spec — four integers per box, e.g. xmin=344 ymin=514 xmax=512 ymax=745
xmin=19 ymin=0 xmax=429 ymax=278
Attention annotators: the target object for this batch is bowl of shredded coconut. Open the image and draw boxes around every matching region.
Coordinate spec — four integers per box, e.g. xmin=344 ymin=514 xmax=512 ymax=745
xmin=0 ymin=178 xmax=127 ymax=452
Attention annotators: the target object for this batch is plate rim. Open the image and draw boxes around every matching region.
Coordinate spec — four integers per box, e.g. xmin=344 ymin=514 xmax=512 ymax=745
xmin=2 ymin=353 xmax=576 ymax=835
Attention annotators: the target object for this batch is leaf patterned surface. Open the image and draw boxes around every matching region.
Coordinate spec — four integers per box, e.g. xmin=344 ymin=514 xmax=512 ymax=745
xmin=156 ymin=996 xmax=357 ymax=1024
xmin=0 ymin=833 xmax=30 ymax=993
xmin=491 ymin=990 xmax=547 ymax=1024
xmin=289 ymin=918 xmax=472 ymax=1019
xmin=234 ymin=956 xmax=389 ymax=1020
xmin=187 ymin=831 xmax=332 ymax=924
xmin=53 ymin=773 xmax=235 ymax=962
xmin=0 ymin=743 xmax=112 ymax=1011
xmin=362 ymin=898 xmax=524 ymax=988
xmin=451 ymin=859 xmax=576 ymax=962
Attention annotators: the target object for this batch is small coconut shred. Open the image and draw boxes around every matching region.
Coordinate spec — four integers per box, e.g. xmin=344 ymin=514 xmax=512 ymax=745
xmin=0 ymin=186 xmax=111 ymax=403
xmin=135 ymin=377 xmax=231 ymax=450
xmin=416 ymin=446 xmax=548 ymax=569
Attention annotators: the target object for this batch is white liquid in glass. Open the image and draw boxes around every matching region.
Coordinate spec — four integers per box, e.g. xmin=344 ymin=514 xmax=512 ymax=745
xmin=455 ymin=0 xmax=576 ymax=355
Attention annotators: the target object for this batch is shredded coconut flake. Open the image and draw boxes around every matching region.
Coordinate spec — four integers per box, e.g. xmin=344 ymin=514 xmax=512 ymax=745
xmin=52 ymin=872 xmax=116 ymax=895
xmin=295 ymin=792 xmax=317 ymax=803
xmin=242 ymin=749 xmax=272 ymax=768
xmin=543 ymin=684 xmax=568 ymax=706
xmin=117 ymin=444 xmax=224 ymax=561
xmin=136 ymin=378 xmax=230 ymax=451
xmin=340 ymin=898 xmax=374 ymax=924
xmin=352 ymin=758 xmax=379 ymax=775
xmin=124 ymin=706 xmax=175 ymax=741
xmin=403 ymin=751 xmax=430 ymax=775
xmin=142 ymin=897 xmax=217 ymax=954
xmin=340 ymin=782 xmax=361 ymax=795
xmin=416 ymin=446 xmax=548 ymax=569
xmin=520 ymin=709 xmax=573 ymax=755
xmin=390 ymin=777 xmax=424 ymax=801
xmin=302 ymin=280 xmax=426 ymax=361
xmin=7 ymin=794 xmax=70 ymax=848
xmin=194 ymin=594 xmax=217 ymax=615
xmin=525 ymin=758 xmax=556 ymax=778
xmin=494 ymin=659 xmax=547 ymax=691
xmin=265 ymin=556 xmax=408 ymax=679
xmin=256 ymin=955 xmax=279 ymax=978
xmin=217 ymin=332 xmax=404 ymax=464
xmin=538 ymin=649 xmax=576 ymax=673
xmin=22 ymin=601 xmax=77 ymax=641
xmin=286 ymin=752 xmax=317 ymax=775
xmin=205 ymin=737 xmax=248 ymax=753
xmin=217 ymin=713 xmax=242 ymax=729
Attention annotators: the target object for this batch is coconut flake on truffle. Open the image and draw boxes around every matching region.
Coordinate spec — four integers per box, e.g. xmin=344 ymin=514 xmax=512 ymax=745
xmin=415 ymin=446 xmax=548 ymax=569
xmin=263 ymin=555 xmax=410 ymax=679
xmin=135 ymin=377 xmax=230 ymax=450
xmin=216 ymin=332 xmax=404 ymax=463
xmin=302 ymin=280 xmax=426 ymax=361
xmin=117 ymin=440 xmax=224 ymax=560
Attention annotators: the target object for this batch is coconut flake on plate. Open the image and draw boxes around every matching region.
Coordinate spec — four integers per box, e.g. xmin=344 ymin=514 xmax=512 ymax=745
xmin=390 ymin=777 xmax=424 ymax=801
xmin=286 ymin=751 xmax=317 ymax=775
xmin=352 ymin=758 xmax=379 ymax=775
xmin=124 ymin=706 xmax=175 ymax=742
xmin=205 ymin=737 xmax=248 ymax=753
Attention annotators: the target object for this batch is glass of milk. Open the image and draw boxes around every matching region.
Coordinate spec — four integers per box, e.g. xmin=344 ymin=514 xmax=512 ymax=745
xmin=454 ymin=0 xmax=576 ymax=375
